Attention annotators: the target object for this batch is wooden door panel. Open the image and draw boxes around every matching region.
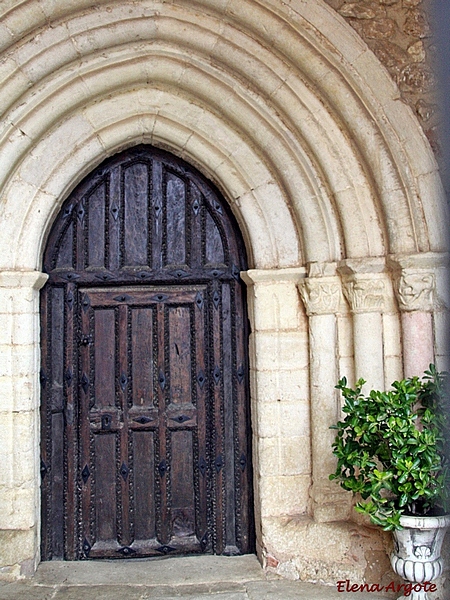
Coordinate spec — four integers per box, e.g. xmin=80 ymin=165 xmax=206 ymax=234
xmin=40 ymin=145 xmax=253 ymax=561
xmin=77 ymin=286 xmax=209 ymax=557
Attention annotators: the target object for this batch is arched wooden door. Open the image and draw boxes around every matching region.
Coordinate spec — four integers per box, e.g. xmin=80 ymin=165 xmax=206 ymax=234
xmin=40 ymin=145 xmax=253 ymax=560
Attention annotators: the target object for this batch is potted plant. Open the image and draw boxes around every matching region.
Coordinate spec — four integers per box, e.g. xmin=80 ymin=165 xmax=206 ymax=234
xmin=329 ymin=364 xmax=450 ymax=599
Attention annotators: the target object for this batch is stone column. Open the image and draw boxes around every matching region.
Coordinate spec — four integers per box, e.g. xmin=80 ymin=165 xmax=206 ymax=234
xmin=298 ymin=265 xmax=350 ymax=522
xmin=389 ymin=253 xmax=449 ymax=376
xmin=338 ymin=259 xmax=397 ymax=391
xmin=0 ymin=270 xmax=48 ymax=579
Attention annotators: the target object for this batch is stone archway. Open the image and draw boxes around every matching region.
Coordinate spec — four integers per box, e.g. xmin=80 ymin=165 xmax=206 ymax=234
xmin=0 ymin=0 xmax=448 ymax=582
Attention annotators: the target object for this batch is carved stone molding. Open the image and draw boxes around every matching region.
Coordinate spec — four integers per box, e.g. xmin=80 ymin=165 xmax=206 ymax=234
xmin=0 ymin=270 xmax=48 ymax=290
xmin=298 ymin=277 xmax=342 ymax=316
xmin=388 ymin=253 xmax=449 ymax=312
xmin=341 ymin=276 xmax=388 ymax=314
xmin=394 ymin=270 xmax=435 ymax=312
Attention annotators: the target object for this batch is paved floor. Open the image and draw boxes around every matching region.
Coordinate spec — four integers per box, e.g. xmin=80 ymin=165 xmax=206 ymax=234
xmin=0 ymin=555 xmax=396 ymax=600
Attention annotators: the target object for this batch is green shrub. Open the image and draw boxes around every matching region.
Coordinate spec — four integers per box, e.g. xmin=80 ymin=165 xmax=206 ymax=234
xmin=329 ymin=365 xmax=450 ymax=530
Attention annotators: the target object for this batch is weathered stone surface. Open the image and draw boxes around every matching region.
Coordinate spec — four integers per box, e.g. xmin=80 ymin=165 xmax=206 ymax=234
xmin=404 ymin=9 xmax=431 ymax=38
xmin=326 ymin=0 xmax=439 ymax=151
xmin=407 ymin=39 xmax=426 ymax=62
xmin=338 ymin=2 xmax=381 ymax=19
xmin=371 ymin=40 xmax=409 ymax=72
xmin=360 ymin=17 xmax=397 ymax=39
xmin=399 ymin=63 xmax=435 ymax=93
xmin=415 ymin=98 xmax=436 ymax=121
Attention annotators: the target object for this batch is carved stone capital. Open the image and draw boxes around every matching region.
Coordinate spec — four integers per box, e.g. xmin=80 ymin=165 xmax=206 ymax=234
xmin=394 ymin=270 xmax=435 ymax=312
xmin=298 ymin=277 xmax=342 ymax=316
xmin=341 ymin=276 xmax=389 ymax=314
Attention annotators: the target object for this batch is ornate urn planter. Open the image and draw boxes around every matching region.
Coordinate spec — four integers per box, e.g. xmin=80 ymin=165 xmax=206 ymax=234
xmin=390 ymin=515 xmax=450 ymax=600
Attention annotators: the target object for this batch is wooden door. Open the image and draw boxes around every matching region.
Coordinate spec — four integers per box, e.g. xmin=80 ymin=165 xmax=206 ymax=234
xmin=40 ymin=145 xmax=253 ymax=560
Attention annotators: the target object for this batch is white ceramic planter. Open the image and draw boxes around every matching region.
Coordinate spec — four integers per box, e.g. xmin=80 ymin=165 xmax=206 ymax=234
xmin=390 ymin=514 xmax=450 ymax=600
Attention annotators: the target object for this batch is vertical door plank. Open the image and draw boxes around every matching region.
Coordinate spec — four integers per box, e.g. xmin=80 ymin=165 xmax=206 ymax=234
xmin=123 ymin=162 xmax=149 ymax=266
xmin=40 ymin=288 xmax=51 ymax=559
xmin=94 ymin=309 xmax=115 ymax=410
xmin=108 ymin=168 xmax=120 ymax=271
xmin=55 ymin=222 xmax=74 ymax=269
xmin=117 ymin=304 xmax=131 ymax=548
xmin=156 ymin=302 xmax=169 ymax=545
xmin=168 ymin=305 xmax=192 ymax=406
xmin=152 ymin=160 xmax=163 ymax=271
xmin=94 ymin=433 xmax=118 ymax=543
xmin=133 ymin=430 xmax=156 ymax=542
xmin=165 ymin=172 xmax=186 ymax=266
xmin=131 ymin=308 xmax=154 ymax=408
xmin=211 ymin=283 xmax=224 ymax=554
xmin=79 ymin=297 xmax=93 ymax=555
xmin=171 ymin=430 xmax=195 ymax=538
xmin=221 ymin=283 xmax=237 ymax=552
xmin=194 ymin=289 xmax=209 ymax=549
xmin=234 ymin=281 xmax=252 ymax=553
xmin=65 ymin=282 xmax=76 ymax=559
xmin=50 ymin=287 xmax=65 ymax=558
xmin=205 ymin=211 xmax=224 ymax=264
xmin=189 ymin=181 xmax=202 ymax=269
xmin=87 ymin=182 xmax=106 ymax=269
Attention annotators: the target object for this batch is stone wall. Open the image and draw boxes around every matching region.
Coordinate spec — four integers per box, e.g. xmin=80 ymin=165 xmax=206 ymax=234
xmin=325 ymin=0 xmax=439 ymax=153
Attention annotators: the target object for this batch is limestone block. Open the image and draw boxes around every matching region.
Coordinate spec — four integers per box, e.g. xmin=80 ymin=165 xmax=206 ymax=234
xmin=41 ymin=138 xmax=105 ymax=199
xmin=19 ymin=117 xmax=94 ymax=191
xmin=153 ymin=116 xmax=193 ymax=153
xmin=14 ymin=26 xmax=75 ymax=84
xmin=0 ymin=488 xmax=37 ymax=529
xmin=0 ymin=375 xmax=14 ymax=414
xmin=12 ymin=373 xmax=37 ymax=413
xmin=252 ymin=331 xmax=309 ymax=372
xmin=251 ymin=281 xmax=301 ymax=331
xmin=0 ymin=408 xmax=13 ymax=476
xmin=260 ymin=475 xmax=310 ymax=516
xmin=280 ymin=436 xmax=311 ymax=476
xmin=83 ymin=92 xmax=144 ymax=131
xmin=333 ymin=187 xmax=382 ymax=258
xmin=0 ymin=528 xmax=37 ymax=575
xmin=1 ymin=3 xmax=45 ymax=39
xmin=0 ymin=21 xmax=14 ymax=53
xmin=257 ymin=437 xmax=280 ymax=477
xmin=0 ymin=314 xmax=12 ymax=343
xmin=228 ymin=145 xmax=272 ymax=190
xmin=256 ymin=402 xmax=280 ymax=439
xmin=0 ymin=62 xmax=31 ymax=117
xmin=280 ymin=402 xmax=310 ymax=438
xmin=10 ymin=411 xmax=38 ymax=486
xmin=251 ymin=368 xmax=309 ymax=403
xmin=416 ymin=172 xmax=449 ymax=253
xmin=11 ymin=314 xmax=37 ymax=346
xmin=212 ymin=161 xmax=249 ymax=201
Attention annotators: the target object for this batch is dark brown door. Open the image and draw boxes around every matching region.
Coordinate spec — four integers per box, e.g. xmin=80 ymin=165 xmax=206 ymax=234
xmin=40 ymin=145 xmax=253 ymax=560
